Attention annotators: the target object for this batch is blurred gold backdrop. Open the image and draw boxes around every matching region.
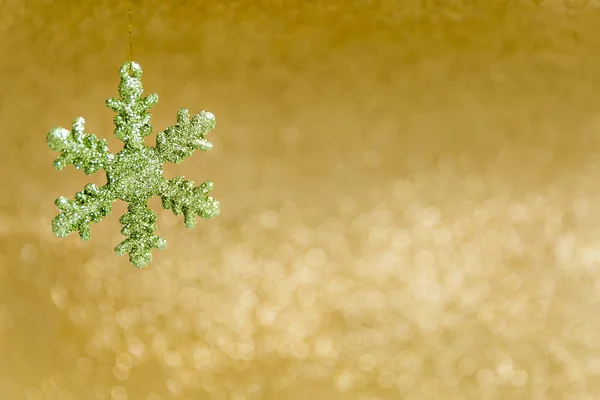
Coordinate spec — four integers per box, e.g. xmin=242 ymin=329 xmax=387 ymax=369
xmin=2 ymin=0 xmax=600 ymax=399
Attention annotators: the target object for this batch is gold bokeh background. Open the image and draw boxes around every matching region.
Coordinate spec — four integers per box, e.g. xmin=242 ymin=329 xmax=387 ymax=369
xmin=2 ymin=0 xmax=600 ymax=399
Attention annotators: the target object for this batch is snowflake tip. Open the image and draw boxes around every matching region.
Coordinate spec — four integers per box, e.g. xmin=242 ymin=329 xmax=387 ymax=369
xmin=120 ymin=61 xmax=142 ymax=79
xmin=51 ymin=216 xmax=70 ymax=238
xmin=130 ymin=249 xmax=152 ymax=269
xmin=47 ymin=127 xmax=70 ymax=152
xmin=194 ymin=111 xmax=216 ymax=133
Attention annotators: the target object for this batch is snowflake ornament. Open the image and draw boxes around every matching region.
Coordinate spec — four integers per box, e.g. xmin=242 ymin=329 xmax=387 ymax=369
xmin=47 ymin=62 xmax=220 ymax=268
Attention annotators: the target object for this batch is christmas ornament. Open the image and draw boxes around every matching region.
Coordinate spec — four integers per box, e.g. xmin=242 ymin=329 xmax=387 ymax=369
xmin=47 ymin=62 xmax=220 ymax=268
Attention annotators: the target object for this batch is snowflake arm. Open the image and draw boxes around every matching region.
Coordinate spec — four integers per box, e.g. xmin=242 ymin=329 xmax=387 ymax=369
xmin=52 ymin=184 xmax=115 ymax=240
xmin=155 ymin=108 xmax=215 ymax=164
xmin=105 ymin=62 xmax=158 ymax=145
xmin=114 ymin=202 xmax=167 ymax=268
xmin=160 ymin=176 xmax=220 ymax=228
xmin=46 ymin=117 xmax=113 ymax=174
xmin=105 ymin=93 xmax=158 ymax=114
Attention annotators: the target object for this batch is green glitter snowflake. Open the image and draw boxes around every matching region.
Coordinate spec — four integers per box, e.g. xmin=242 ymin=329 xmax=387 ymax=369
xmin=46 ymin=62 xmax=220 ymax=268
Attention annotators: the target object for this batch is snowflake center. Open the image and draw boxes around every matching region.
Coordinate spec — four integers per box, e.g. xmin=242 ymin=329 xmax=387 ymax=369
xmin=107 ymin=145 xmax=163 ymax=203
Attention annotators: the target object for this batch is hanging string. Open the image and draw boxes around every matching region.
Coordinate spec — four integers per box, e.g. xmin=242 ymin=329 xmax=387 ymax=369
xmin=127 ymin=0 xmax=134 ymax=66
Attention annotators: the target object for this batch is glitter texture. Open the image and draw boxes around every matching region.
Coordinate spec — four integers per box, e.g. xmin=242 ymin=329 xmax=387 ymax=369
xmin=47 ymin=62 xmax=220 ymax=268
